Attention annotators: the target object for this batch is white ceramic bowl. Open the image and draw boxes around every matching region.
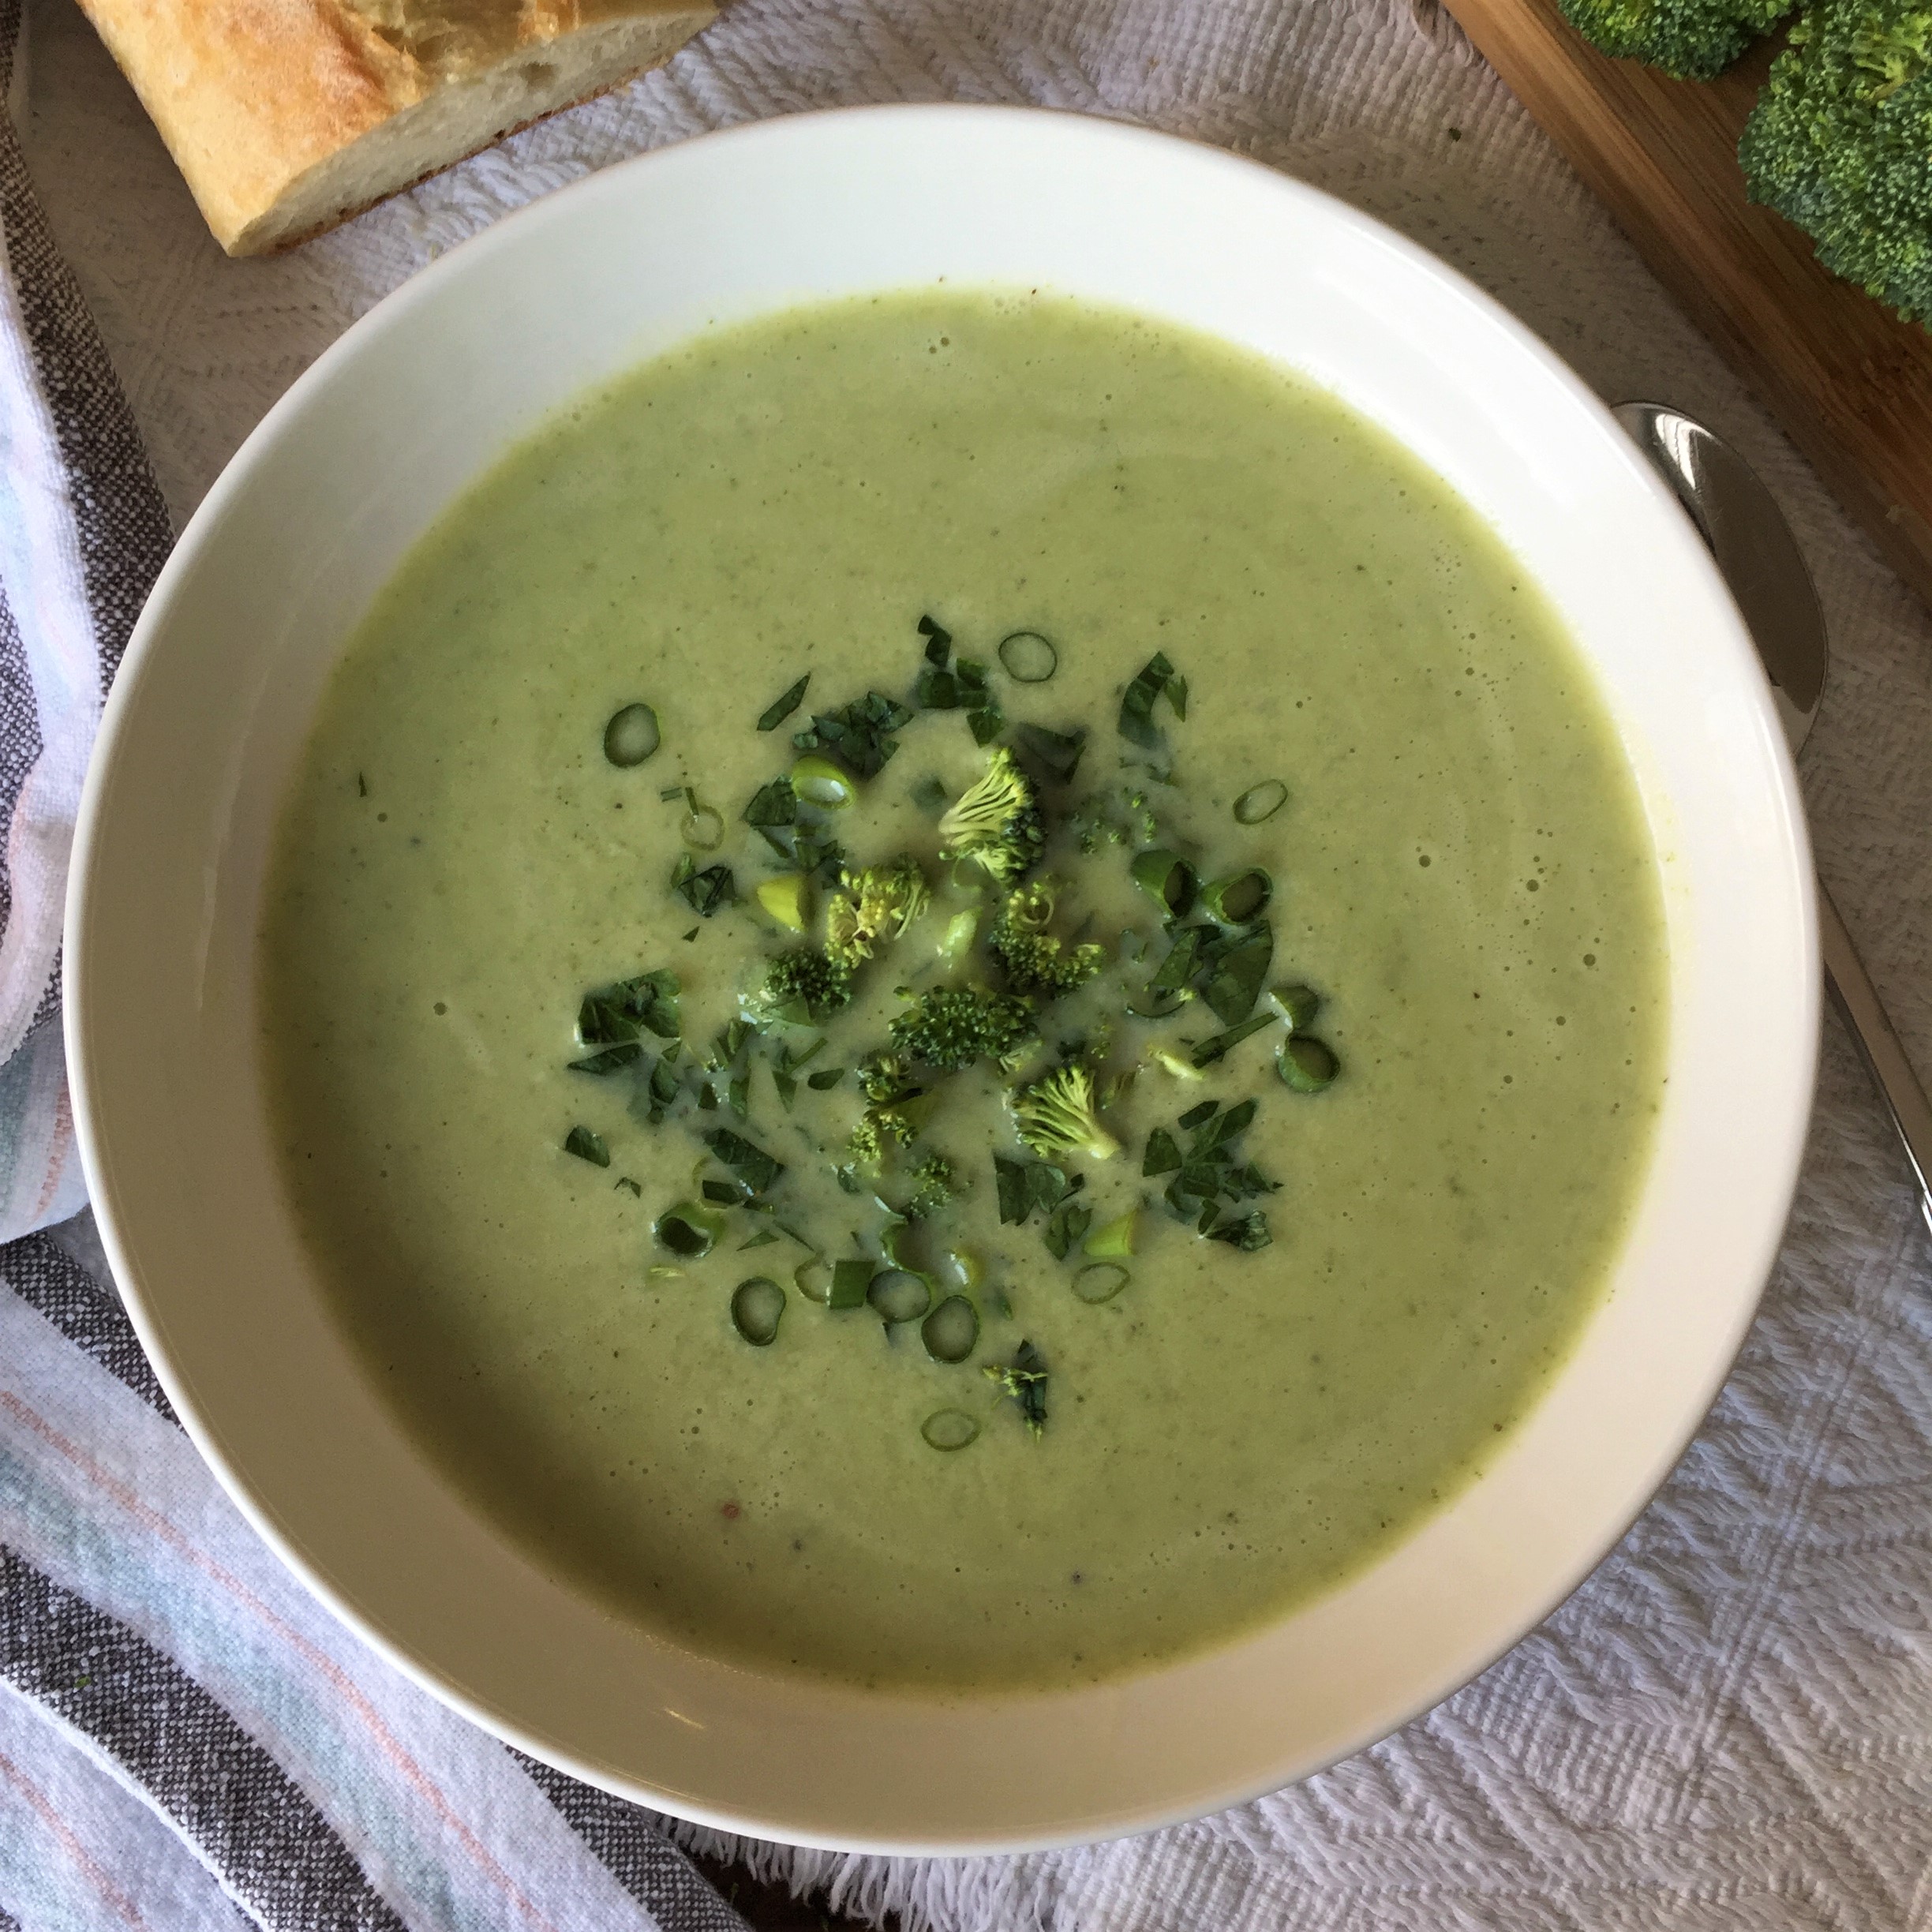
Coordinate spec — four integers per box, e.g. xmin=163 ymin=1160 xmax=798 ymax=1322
xmin=66 ymin=104 xmax=1817 ymax=1852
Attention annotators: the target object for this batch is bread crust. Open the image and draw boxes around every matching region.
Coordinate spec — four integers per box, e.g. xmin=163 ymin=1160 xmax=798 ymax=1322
xmin=74 ymin=0 xmax=713 ymax=253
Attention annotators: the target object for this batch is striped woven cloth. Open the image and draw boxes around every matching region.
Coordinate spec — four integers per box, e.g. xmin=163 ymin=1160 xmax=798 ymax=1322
xmin=0 ymin=2 xmax=748 ymax=1923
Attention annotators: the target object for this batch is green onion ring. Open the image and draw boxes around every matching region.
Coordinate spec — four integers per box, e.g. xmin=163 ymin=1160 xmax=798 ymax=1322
xmin=921 ymin=1409 xmax=981 ymax=1451
xmin=730 ymin=1277 xmax=786 ymax=1346
xmin=1072 ymin=1263 xmax=1131 ymax=1305
xmin=1234 ymin=779 xmax=1288 ymax=824
xmin=997 ymin=631 xmax=1058 ymax=683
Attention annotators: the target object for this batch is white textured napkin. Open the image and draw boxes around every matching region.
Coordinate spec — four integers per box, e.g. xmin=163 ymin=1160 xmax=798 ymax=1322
xmin=16 ymin=0 xmax=1932 ymax=1924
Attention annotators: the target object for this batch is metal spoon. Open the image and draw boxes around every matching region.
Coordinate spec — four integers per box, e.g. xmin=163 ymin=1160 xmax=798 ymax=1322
xmin=1617 ymin=402 xmax=1932 ymax=1234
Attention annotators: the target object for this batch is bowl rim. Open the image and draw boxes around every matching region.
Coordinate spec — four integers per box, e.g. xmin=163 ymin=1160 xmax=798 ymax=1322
xmin=66 ymin=100 xmax=1819 ymax=1853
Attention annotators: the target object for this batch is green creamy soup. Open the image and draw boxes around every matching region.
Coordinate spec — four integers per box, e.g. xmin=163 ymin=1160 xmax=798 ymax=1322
xmin=261 ymin=290 xmax=1667 ymax=1691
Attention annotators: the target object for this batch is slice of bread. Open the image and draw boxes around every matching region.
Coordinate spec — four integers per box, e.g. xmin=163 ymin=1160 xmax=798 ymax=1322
xmin=75 ymin=0 xmax=717 ymax=255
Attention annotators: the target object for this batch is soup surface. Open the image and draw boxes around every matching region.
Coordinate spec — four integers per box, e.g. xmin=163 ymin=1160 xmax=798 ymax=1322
xmin=261 ymin=290 xmax=1666 ymax=1690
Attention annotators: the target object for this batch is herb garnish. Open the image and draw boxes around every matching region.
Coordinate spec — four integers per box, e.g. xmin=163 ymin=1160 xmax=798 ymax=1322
xmin=792 ymin=691 xmax=912 ymax=778
xmin=1043 ymin=1200 xmax=1093 ymax=1259
xmin=569 ymin=1043 xmax=643 ymax=1076
xmin=994 ymin=1154 xmax=1084 ymax=1226
xmin=559 ymin=619 xmax=1339 ymax=1451
xmin=985 ymin=1340 xmax=1050 ymax=1438
xmin=578 ymin=970 xmax=680 ymax=1046
xmin=1013 ymin=721 xmax=1086 ymax=784
xmin=702 ymin=1126 xmax=784 ymax=1196
xmin=672 ymin=855 xmax=736 ymax=917
xmin=1147 ymin=1099 xmax=1278 ymax=1244
xmin=1118 ymin=650 xmax=1187 ymax=748
xmin=911 ymin=615 xmax=1002 ymax=743
xmin=757 ymin=675 xmax=811 ymax=732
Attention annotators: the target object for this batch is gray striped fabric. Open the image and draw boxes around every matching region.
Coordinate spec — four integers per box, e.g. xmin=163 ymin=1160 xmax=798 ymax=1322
xmin=0 ymin=1 xmax=756 ymax=1917
xmin=1 ymin=1236 xmax=753 ymax=1930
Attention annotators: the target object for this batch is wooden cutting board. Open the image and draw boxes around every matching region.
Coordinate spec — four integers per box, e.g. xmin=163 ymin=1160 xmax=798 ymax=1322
xmin=1438 ymin=0 xmax=1932 ymax=611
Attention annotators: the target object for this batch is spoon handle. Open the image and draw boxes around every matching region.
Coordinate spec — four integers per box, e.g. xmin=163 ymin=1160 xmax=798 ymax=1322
xmin=1818 ymin=882 xmax=1932 ymax=1234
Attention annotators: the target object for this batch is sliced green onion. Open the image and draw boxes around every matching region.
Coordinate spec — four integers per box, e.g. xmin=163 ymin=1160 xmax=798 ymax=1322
xmin=828 ymin=1257 xmax=874 ymax=1309
xmin=1083 ymin=1210 xmax=1136 ymax=1259
xmin=654 ymin=1200 xmax=723 ymax=1258
xmin=756 ymin=875 xmax=809 ymax=930
xmin=1200 ymin=869 xmax=1271 ymax=924
xmin=946 ymin=1247 xmax=984 ymax=1290
xmin=789 ymin=754 xmax=855 ymax=809
xmin=1131 ymin=849 xmax=1197 ymax=917
xmin=794 ymin=1257 xmax=832 ymax=1305
xmin=1148 ymin=1045 xmax=1205 ymax=1080
xmin=1072 ymin=1262 xmax=1131 ymax=1305
xmin=867 ymin=1269 xmax=932 ymax=1325
xmin=921 ymin=1409 xmax=980 ymax=1451
xmin=680 ymin=792 xmax=725 ymax=850
xmin=1234 ymin=779 xmax=1288 ymax=824
xmin=730 ymin=1276 xmax=786 ymax=1346
xmin=1269 ymin=983 xmax=1322 ymax=1032
xmin=603 ymin=703 xmax=661 ymax=767
xmin=1278 ymin=1035 xmax=1340 ymax=1092
xmin=997 ymin=631 xmax=1058 ymax=683
xmin=921 ymin=1294 xmax=980 ymax=1363
xmin=563 ymin=1126 xmax=609 ymax=1166
xmin=646 ymin=1264 xmax=683 ymax=1284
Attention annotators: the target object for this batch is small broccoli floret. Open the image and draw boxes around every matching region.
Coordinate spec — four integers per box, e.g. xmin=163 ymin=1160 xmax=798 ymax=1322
xmin=850 ymin=1105 xmax=919 ymax=1170
xmin=825 ymin=856 xmax=930 ymax=970
xmin=856 ymin=1050 xmax=920 ymax=1105
xmin=1741 ymin=0 xmax=1932 ymax=323
xmin=1008 ymin=1062 xmax=1120 ymax=1163
xmin=903 ymin=1153 xmax=958 ymax=1218
xmin=889 ymin=987 xmax=1040 ymax=1073
xmin=739 ymin=948 xmax=853 ymax=1030
xmin=987 ymin=879 xmax=1106 ymax=997
xmin=1557 ymin=0 xmax=1790 ymax=77
xmin=938 ymin=747 xmax=1046 ymax=886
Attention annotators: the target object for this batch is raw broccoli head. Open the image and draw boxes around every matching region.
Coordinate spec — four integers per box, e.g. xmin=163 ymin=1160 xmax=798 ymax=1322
xmin=1741 ymin=0 xmax=1932 ymax=322
xmin=739 ymin=948 xmax=854 ymax=1030
xmin=889 ymin=986 xmax=1041 ymax=1073
xmin=1008 ymin=1062 xmax=1121 ymax=1163
xmin=825 ymin=856 xmax=930 ymax=971
xmin=938 ymin=747 xmax=1046 ymax=886
xmin=902 ymin=1152 xmax=957 ymax=1218
xmin=987 ymin=878 xmax=1106 ymax=997
xmin=1556 ymin=0 xmax=1791 ymax=76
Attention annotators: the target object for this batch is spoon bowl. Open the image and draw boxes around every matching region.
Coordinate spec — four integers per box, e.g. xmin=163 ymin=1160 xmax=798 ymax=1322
xmin=1617 ymin=400 xmax=1932 ymax=1230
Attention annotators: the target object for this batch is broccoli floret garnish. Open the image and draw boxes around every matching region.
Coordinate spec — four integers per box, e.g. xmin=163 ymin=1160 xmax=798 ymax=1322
xmin=987 ymin=879 xmax=1106 ymax=997
xmin=850 ymin=1105 xmax=919 ymax=1170
xmin=889 ymin=986 xmax=1040 ymax=1073
xmin=1008 ymin=1061 xmax=1120 ymax=1163
xmin=856 ymin=1050 xmax=921 ymax=1105
xmin=1556 ymin=0 xmax=1791 ymax=77
xmin=739 ymin=948 xmax=853 ymax=1030
xmin=825 ymin=856 xmax=930 ymax=970
xmin=1740 ymin=0 xmax=1932 ymax=322
xmin=902 ymin=1152 xmax=958 ymax=1218
xmin=938 ymin=747 xmax=1046 ymax=886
